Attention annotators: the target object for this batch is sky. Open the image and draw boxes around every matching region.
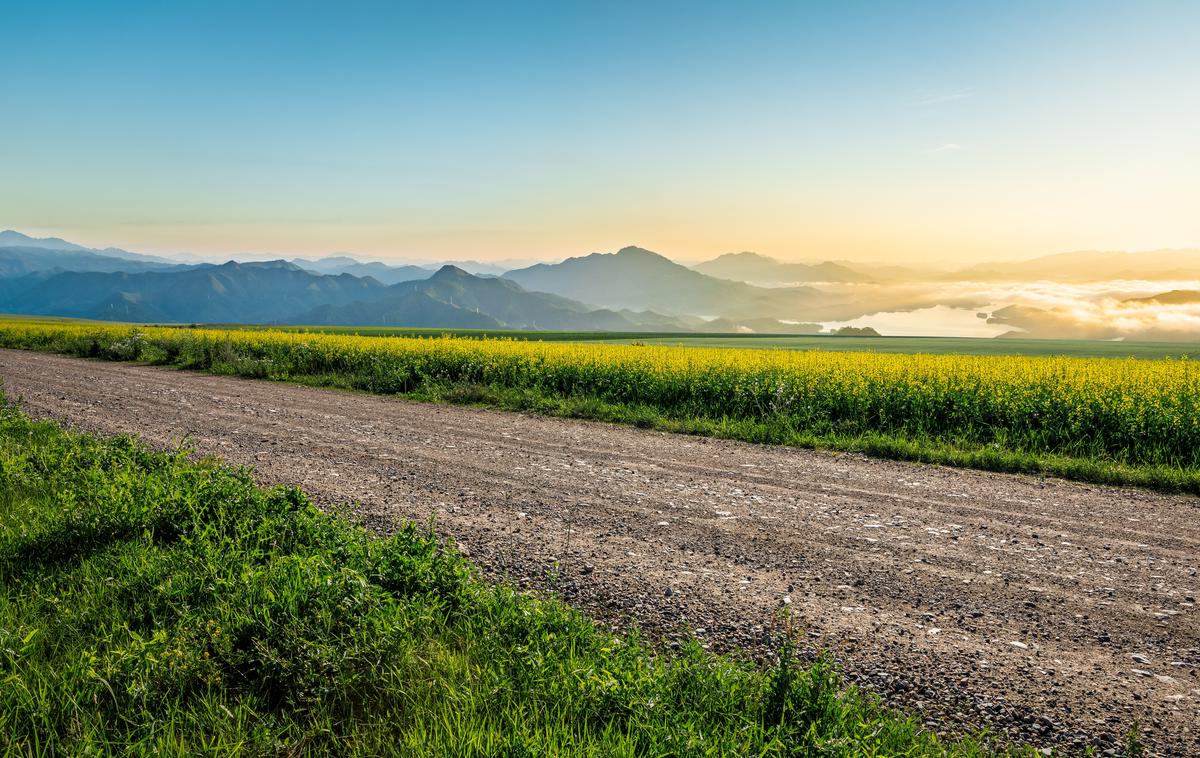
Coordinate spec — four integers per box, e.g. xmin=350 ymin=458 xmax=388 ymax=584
xmin=2 ymin=0 xmax=1198 ymax=264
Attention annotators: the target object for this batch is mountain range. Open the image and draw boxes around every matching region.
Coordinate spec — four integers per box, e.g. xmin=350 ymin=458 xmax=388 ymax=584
xmin=0 ymin=230 xmax=175 ymax=264
xmin=2 ymin=229 xmax=1198 ymax=339
xmin=503 ymin=246 xmax=831 ymax=320
xmin=0 ymin=246 xmax=184 ymax=278
xmin=294 ymin=265 xmax=689 ymax=330
xmin=0 ymin=261 xmax=387 ymax=323
xmin=0 ymin=235 xmax=698 ymax=330
xmin=691 ymin=252 xmax=871 ymax=285
xmin=291 ymin=256 xmax=432 ymax=285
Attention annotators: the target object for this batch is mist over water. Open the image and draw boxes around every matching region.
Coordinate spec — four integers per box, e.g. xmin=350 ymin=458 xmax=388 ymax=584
xmin=822 ymin=305 xmax=1008 ymax=338
xmin=818 ymin=280 xmax=1200 ymax=340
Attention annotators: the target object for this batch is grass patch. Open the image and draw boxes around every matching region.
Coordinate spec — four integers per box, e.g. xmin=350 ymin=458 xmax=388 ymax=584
xmin=0 ymin=400 xmax=1043 ymax=756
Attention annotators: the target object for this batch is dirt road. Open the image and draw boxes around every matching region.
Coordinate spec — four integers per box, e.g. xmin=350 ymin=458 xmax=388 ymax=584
xmin=2 ymin=349 xmax=1196 ymax=755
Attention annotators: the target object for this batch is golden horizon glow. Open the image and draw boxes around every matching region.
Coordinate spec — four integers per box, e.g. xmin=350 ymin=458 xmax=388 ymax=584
xmin=2 ymin=3 xmax=1197 ymax=265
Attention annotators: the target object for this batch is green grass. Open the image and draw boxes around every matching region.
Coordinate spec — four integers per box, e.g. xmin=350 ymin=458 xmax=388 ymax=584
xmin=0 ymin=401 xmax=1037 ymax=756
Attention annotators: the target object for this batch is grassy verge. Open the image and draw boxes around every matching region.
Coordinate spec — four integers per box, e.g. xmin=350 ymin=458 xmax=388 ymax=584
xmin=0 ymin=400 xmax=1039 ymax=756
xmin=1 ymin=321 xmax=1198 ymax=494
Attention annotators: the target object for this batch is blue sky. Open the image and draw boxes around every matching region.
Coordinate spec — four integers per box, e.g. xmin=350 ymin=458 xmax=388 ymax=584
xmin=2 ymin=1 xmax=1197 ymax=262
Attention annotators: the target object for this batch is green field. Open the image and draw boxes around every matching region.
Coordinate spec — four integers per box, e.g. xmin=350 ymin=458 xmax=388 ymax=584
xmin=211 ymin=323 xmax=1199 ymax=360
xmin=0 ymin=401 xmax=1048 ymax=756
xmin=589 ymin=334 xmax=1199 ymax=359
xmin=6 ymin=314 xmax=1196 ymax=359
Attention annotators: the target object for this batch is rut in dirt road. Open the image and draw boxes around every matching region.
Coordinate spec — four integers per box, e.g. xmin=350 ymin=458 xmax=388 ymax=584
xmin=1 ymin=348 xmax=1197 ymax=756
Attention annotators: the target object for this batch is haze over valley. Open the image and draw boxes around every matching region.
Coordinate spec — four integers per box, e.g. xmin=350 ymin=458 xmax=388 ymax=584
xmin=1 ymin=229 xmax=1196 ymax=341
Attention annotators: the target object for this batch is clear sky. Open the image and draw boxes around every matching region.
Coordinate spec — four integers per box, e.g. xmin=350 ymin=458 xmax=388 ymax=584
xmin=2 ymin=0 xmax=1197 ymax=263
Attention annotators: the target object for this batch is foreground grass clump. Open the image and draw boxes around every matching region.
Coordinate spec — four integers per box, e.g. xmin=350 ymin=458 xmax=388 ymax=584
xmin=3 ymin=320 xmax=1199 ymax=492
xmin=0 ymin=402 xmax=1028 ymax=756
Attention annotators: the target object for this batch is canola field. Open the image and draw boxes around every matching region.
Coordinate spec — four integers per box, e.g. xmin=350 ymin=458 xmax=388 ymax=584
xmin=2 ymin=320 xmax=1198 ymax=490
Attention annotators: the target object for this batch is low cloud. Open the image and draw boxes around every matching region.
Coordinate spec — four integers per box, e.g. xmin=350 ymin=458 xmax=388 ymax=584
xmin=949 ymin=280 xmax=1200 ymax=341
xmin=987 ymin=297 xmax=1200 ymax=341
xmin=816 ymin=279 xmax=1200 ymax=341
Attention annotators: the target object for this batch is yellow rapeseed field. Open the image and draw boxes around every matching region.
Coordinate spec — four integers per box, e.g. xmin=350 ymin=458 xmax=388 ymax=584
xmin=2 ymin=320 xmax=1198 ymax=472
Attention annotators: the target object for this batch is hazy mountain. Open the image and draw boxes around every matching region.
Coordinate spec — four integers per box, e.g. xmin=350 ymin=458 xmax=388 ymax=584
xmin=956 ymin=249 xmax=1200 ymax=282
xmin=294 ymin=290 xmax=504 ymax=329
xmin=0 ymin=246 xmax=186 ymax=277
xmin=292 ymin=256 xmax=432 ymax=285
xmin=1123 ymin=289 xmax=1200 ymax=305
xmin=503 ymin=246 xmax=827 ymax=320
xmin=14 ymin=227 xmax=1197 ymax=340
xmin=438 ymin=260 xmax=512 ymax=277
xmin=291 ymin=265 xmax=689 ymax=331
xmin=0 ymin=230 xmax=176 ymax=264
xmin=0 ymin=261 xmax=388 ymax=323
xmin=692 ymin=252 xmax=871 ymax=285
xmin=829 ymin=261 xmax=948 ymax=281
xmin=0 ymin=230 xmax=91 ymax=252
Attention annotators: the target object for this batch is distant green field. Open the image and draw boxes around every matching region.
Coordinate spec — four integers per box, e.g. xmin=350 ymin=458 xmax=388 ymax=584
xmin=2 ymin=314 xmax=1195 ymax=359
xmin=590 ymin=334 xmax=1199 ymax=359
xmin=225 ymin=323 xmax=1198 ymax=360
xmin=0 ymin=313 xmax=111 ymax=325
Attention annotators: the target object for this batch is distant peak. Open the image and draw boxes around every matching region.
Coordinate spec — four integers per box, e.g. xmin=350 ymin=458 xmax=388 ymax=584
xmin=615 ymin=245 xmax=660 ymax=257
xmin=229 ymin=259 xmax=302 ymax=271
xmin=430 ymin=264 xmax=472 ymax=278
xmin=604 ymin=246 xmax=682 ymax=267
xmin=719 ymin=251 xmax=776 ymax=262
xmin=0 ymin=229 xmax=88 ymax=251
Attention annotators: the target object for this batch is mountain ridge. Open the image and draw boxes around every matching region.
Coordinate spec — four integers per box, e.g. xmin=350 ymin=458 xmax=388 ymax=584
xmin=502 ymin=246 xmax=827 ymax=321
xmin=692 ymin=252 xmax=871 ymax=285
xmin=0 ymin=230 xmax=177 ymax=264
xmin=291 ymin=256 xmax=432 ymax=285
xmin=289 ymin=264 xmax=690 ymax=331
xmin=0 ymin=261 xmax=388 ymax=323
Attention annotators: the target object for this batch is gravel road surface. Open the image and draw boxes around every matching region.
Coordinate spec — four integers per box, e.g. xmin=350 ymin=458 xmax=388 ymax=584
xmin=2 ymin=349 xmax=1197 ymax=755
